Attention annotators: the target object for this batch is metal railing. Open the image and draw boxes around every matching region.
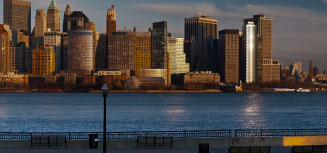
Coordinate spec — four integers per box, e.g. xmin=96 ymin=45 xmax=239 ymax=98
xmin=1 ymin=129 xmax=327 ymax=140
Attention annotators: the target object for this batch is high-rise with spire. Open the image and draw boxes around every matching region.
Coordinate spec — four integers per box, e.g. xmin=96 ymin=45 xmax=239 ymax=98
xmin=47 ymin=0 xmax=60 ymax=32
xmin=106 ymin=5 xmax=117 ymax=36
xmin=63 ymin=4 xmax=71 ymax=33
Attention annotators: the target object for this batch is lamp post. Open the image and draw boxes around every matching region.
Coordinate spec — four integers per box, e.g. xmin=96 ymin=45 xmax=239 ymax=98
xmin=102 ymin=84 xmax=109 ymax=153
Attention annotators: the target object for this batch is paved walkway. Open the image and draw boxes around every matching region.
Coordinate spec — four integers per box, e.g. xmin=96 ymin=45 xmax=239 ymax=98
xmin=0 ymin=147 xmax=292 ymax=153
xmin=0 ymin=148 xmax=224 ymax=153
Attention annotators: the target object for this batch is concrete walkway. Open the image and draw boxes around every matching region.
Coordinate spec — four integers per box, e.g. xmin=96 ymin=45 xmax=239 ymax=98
xmin=0 ymin=147 xmax=292 ymax=153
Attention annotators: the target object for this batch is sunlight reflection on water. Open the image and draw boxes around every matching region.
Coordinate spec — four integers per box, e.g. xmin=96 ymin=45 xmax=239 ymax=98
xmin=242 ymin=93 xmax=267 ymax=129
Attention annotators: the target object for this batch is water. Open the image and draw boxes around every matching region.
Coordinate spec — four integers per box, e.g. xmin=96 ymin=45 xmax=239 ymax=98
xmin=0 ymin=93 xmax=326 ymax=132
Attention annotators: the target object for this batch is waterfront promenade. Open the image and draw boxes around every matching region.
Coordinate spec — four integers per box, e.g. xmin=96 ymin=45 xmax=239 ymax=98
xmin=0 ymin=147 xmax=291 ymax=153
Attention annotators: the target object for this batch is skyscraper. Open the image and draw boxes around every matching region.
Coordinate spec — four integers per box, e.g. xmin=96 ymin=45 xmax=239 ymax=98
xmin=32 ymin=46 xmax=55 ymax=76
xmin=134 ymin=31 xmax=152 ymax=77
xmin=63 ymin=4 xmax=72 ymax=33
xmin=9 ymin=42 xmax=25 ymax=73
xmin=47 ymin=0 xmax=60 ymax=32
xmin=218 ymin=29 xmax=239 ymax=84
xmin=241 ymin=21 xmax=257 ymax=83
xmin=68 ymin=30 xmax=94 ymax=73
xmin=167 ymin=37 xmax=190 ymax=75
xmin=185 ymin=13 xmax=218 ymax=71
xmin=151 ymin=21 xmax=168 ymax=69
xmin=106 ymin=5 xmax=117 ymax=36
xmin=95 ymin=34 xmax=108 ymax=71
xmin=35 ymin=10 xmax=47 ymax=37
xmin=309 ymin=60 xmax=314 ymax=78
xmin=107 ymin=31 xmax=134 ymax=71
xmin=0 ymin=24 xmax=11 ymax=74
xmin=44 ymin=30 xmax=62 ymax=73
xmin=3 ymin=0 xmax=31 ymax=35
xmin=245 ymin=14 xmax=280 ymax=83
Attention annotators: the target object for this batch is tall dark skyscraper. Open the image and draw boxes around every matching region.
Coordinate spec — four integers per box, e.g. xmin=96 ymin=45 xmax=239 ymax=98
xmin=3 ymin=0 xmax=31 ymax=35
xmin=244 ymin=14 xmax=280 ymax=83
xmin=185 ymin=13 xmax=218 ymax=72
xmin=218 ymin=29 xmax=240 ymax=84
xmin=63 ymin=4 xmax=72 ymax=33
xmin=151 ymin=21 xmax=168 ymax=69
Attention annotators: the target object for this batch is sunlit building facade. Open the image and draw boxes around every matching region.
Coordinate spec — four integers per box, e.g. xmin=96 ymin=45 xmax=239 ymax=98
xmin=44 ymin=31 xmax=61 ymax=73
xmin=167 ymin=37 xmax=189 ymax=74
xmin=0 ymin=25 xmax=11 ymax=74
xmin=107 ymin=31 xmax=134 ymax=71
xmin=35 ymin=9 xmax=47 ymax=37
xmin=241 ymin=21 xmax=257 ymax=83
xmin=32 ymin=46 xmax=55 ymax=76
xmin=245 ymin=14 xmax=280 ymax=83
xmin=68 ymin=30 xmax=94 ymax=73
xmin=140 ymin=69 xmax=168 ymax=85
xmin=47 ymin=0 xmax=60 ymax=32
xmin=134 ymin=32 xmax=151 ymax=77
xmin=106 ymin=5 xmax=116 ymax=36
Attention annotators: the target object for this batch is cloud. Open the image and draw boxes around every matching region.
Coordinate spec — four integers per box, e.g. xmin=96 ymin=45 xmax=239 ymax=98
xmin=133 ymin=2 xmax=242 ymax=20
xmin=323 ymin=0 xmax=327 ymax=4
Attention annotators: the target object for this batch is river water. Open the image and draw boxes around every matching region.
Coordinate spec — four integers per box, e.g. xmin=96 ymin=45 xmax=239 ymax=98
xmin=0 ymin=93 xmax=326 ymax=132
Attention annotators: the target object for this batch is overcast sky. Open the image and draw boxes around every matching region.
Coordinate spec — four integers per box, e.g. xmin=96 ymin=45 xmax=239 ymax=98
xmin=1 ymin=0 xmax=327 ymax=72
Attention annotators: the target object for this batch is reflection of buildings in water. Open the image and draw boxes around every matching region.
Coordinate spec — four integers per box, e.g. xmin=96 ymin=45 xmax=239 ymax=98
xmin=242 ymin=93 xmax=266 ymax=129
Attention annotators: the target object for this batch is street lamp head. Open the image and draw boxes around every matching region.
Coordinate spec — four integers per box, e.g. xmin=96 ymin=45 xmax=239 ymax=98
xmin=102 ymin=84 xmax=109 ymax=97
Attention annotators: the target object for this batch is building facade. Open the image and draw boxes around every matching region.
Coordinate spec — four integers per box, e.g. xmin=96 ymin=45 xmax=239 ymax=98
xmin=140 ymin=69 xmax=168 ymax=85
xmin=185 ymin=13 xmax=218 ymax=72
xmin=47 ymin=0 xmax=60 ymax=32
xmin=63 ymin=4 xmax=72 ymax=33
xmin=184 ymin=72 xmax=220 ymax=84
xmin=68 ymin=30 xmax=94 ymax=73
xmin=0 ymin=25 xmax=11 ymax=74
xmin=245 ymin=14 xmax=280 ymax=83
xmin=134 ymin=32 xmax=151 ymax=77
xmin=61 ymin=33 xmax=68 ymax=70
xmin=3 ymin=0 xmax=31 ymax=35
xmin=44 ymin=31 xmax=62 ymax=73
xmin=35 ymin=9 xmax=47 ymax=37
xmin=290 ymin=61 xmax=302 ymax=76
xmin=241 ymin=21 xmax=257 ymax=83
xmin=218 ymin=29 xmax=239 ymax=84
xmin=32 ymin=46 xmax=55 ymax=76
xmin=151 ymin=21 xmax=168 ymax=69
xmin=9 ymin=43 xmax=25 ymax=73
xmin=106 ymin=5 xmax=117 ymax=36
xmin=95 ymin=34 xmax=108 ymax=71
xmin=167 ymin=37 xmax=190 ymax=75
xmin=107 ymin=31 xmax=134 ymax=71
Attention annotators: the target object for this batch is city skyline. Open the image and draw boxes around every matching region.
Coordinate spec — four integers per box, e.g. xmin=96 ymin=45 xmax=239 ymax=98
xmin=0 ymin=0 xmax=327 ymax=72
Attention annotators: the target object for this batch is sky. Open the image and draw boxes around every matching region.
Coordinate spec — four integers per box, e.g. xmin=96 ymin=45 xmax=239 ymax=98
xmin=1 ymin=0 xmax=327 ymax=72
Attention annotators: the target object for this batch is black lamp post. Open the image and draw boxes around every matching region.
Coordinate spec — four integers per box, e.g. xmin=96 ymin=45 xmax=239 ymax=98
xmin=102 ymin=84 xmax=109 ymax=153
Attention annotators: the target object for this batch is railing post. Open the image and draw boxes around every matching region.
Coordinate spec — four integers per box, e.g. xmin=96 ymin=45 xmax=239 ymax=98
xmin=295 ymin=130 xmax=298 ymax=136
xmin=260 ymin=130 xmax=263 ymax=137
xmin=184 ymin=131 xmax=186 ymax=139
